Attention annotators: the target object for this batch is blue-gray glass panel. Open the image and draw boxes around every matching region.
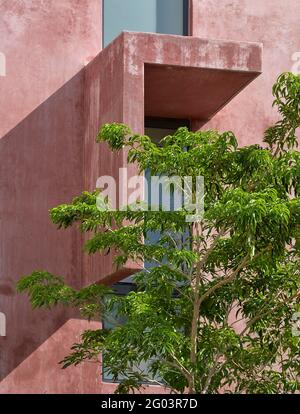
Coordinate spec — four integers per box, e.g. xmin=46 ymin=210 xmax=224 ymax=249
xmin=103 ymin=0 xmax=187 ymax=47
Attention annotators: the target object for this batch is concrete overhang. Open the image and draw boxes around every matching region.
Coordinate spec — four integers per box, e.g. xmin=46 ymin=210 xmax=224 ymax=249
xmin=105 ymin=31 xmax=262 ymax=128
xmin=144 ymin=63 xmax=261 ymax=124
xmin=83 ymin=32 xmax=262 ymax=285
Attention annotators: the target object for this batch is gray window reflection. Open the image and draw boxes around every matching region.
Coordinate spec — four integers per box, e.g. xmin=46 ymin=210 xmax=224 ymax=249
xmin=103 ymin=0 xmax=188 ymax=47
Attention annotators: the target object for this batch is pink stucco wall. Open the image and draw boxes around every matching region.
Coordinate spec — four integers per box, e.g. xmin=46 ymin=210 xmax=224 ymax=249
xmin=190 ymin=0 xmax=300 ymax=145
xmin=0 ymin=0 xmax=297 ymax=394
xmin=0 ymin=0 xmax=101 ymax=139
xmin=0 ymin=0 xmax=102 ymax=394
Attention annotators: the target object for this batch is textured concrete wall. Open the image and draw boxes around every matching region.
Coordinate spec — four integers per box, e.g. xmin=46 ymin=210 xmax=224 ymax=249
xmin=0 ymin=1 xmax=167 ymax=394
xmin=83 ymin=35 xmax=134 ymax=286
xmin=0 ymin=0 xmax=101 ymax=139
xmin=190 ymin=0 xmax=300 ymax=145
xmin=0 ymin=0 xmax=102 ymax=394
xmin=1 ymin=0 xmax=295 ymax=394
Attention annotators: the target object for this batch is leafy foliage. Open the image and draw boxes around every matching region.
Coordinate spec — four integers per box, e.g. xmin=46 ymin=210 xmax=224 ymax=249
xmin=17 ymin=73 xmax=300 ymax=394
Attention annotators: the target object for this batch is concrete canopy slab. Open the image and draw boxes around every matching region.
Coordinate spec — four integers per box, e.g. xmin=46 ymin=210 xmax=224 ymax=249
xmin=83 ymin=31 xmax=262 ymax=286
xmin=120 ymin=32 xmax=262 ymax=129
xmin=144 ymin=64 xmax=260 ymax=123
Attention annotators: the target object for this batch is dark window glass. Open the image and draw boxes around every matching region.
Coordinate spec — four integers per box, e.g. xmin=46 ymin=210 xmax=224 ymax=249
xmin=102 ymin=279 xmax=157 ymax=383
xmin=144 ymin=118 xmax=190 ymax=270
xmin=103 ymin=0 xmax=189 ymax=47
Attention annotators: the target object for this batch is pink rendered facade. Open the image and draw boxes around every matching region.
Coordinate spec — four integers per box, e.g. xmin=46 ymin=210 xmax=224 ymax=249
xmin=0 ymin=0 xmax=298 ymax=394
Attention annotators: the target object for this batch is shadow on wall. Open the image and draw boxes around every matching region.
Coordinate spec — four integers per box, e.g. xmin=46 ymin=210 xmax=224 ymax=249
xmin=0 ymin=69 xmax=87 ymax=383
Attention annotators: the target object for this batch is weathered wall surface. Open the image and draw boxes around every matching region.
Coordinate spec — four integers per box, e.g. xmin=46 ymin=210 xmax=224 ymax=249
xmin=0 ymin=0 xmax=102 ymax=394
xmin=0 ymin=1 xmax=167 ymax=394
xmin=0 ymin=0 xmax=297 ymax=394
xmin=83 ymin=35 xmax=137 ymax=287
xmin=190 ymin=0 xmax=300 ymax=145
xmin=0 ymin=0 xmax=101 ymax=139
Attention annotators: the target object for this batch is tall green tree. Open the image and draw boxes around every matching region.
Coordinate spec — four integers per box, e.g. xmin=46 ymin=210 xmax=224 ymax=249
xmin=18 ymin=73 xmax=300 ymax=394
